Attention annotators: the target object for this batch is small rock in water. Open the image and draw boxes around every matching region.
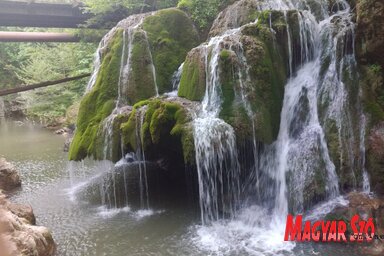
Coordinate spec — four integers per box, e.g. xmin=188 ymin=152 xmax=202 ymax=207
xmin=0 ymin=157 xmax=21 ymax=191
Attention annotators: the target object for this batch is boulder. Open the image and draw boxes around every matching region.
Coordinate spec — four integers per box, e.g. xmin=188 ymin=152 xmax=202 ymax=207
xmin=0 ymin=158 xmax=21 ymax=192
xmin=325 ymin=192 xmax=384 ymax=255
xmin=0 ymin=191 xmax=55 ymax=256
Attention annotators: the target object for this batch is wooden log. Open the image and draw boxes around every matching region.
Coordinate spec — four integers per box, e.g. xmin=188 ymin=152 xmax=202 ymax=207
xmin=0 ymin=73 xmax=91 ymax=97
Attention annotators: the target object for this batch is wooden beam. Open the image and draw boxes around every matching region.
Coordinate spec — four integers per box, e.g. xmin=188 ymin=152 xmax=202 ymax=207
xmin=0 ymin=31 xmax=80 ymax=42
xmin=0 ymin=1 xmax=91 ymax=28
xmin=0 ymin=73 xmax=91 ymax=97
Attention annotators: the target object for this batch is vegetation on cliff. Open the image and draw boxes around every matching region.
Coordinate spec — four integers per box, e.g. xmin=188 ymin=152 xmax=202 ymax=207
xmin=69 ymin=30 xmax=123 ymax=161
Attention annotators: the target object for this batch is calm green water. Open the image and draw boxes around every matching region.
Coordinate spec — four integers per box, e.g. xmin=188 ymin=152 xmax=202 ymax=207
xmin=0 ymin=121 xmax=367 ymax=256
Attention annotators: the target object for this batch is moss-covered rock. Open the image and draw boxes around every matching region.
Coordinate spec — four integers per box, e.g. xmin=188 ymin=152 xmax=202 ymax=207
xmin=69 ymin=30 xmax=123 ymax=161
xmin=69 ymin=9 xmax=199 ymax=161
xmin=143 ymin=8 xmax=200 ymax=94
xmin=178 ymin=47 xmax=207 ymax=101
xmin=367 ymin=122 xmax=384 ymax=194
xmin=355 ymin=0 xmax=384 ymax=68
xmin=121 ymin=98 xmax=197 ymax=165
xmin=179 ymin=10 xmax=290 ymax=144
xmin=353 ymin=0 xmax=384 ymax=195
xmin=125 ymin=30 xmax=158 ymax=105
xmin=208 ymin=0 xmax=259 ymax=38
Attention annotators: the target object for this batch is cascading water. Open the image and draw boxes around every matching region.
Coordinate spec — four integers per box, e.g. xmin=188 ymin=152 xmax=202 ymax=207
xmin=360 ymin=114 xmax=371 ymax=194
xmin=193 ymin=0 xmax=371 ymax=254
xmin=166 ymin=63 xmax=184 ymax=97
xmin=86 ymin=27 xmax=119 ymax=93
xmin=134 ymin=106 xmax=150 ymax=209
xmin=193 ymin=29 xmax=242 ymax=225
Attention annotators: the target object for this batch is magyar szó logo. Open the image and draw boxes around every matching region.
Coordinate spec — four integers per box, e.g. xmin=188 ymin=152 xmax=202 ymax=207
xmin=284 ymin=215 xmax=378 ymax=242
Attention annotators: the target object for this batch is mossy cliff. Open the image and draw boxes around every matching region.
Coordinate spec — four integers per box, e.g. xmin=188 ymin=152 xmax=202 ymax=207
xmin=69 ymin=30 xmax=123 ymax=161
xmin=178 ymin=10 xmax=301 ymax=144
xmin=354 ymin=0 xmax=384 ymax=194
xmin=69 ymin=9 xmax=199 ymax=161
xmin=143 ymin=8 xmax=199 ymax=94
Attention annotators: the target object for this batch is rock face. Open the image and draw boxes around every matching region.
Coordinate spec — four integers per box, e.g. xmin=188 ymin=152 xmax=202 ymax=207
xmin=0 ymin=191 xmax=56 ymax=256
xmin=0 ymin=158 xmax=21 ymax=192
xmin=326 ymin=193 xmax=384 ymax=255
xmin=0 ymin=158 xmax=56 ymax=256
xmin=208 ymin=0 xmax=259 ymax=38
xmin=367 ymin=122 xmax=384 ymax=194
xmin=354 ymin=0 xmax=384 ymax=195
xmin=355 ymin=0 xmax=384 ymax=68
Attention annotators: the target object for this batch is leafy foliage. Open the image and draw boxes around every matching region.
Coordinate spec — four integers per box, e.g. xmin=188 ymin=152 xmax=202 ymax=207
xmin=82 ymin=0 xmax=178 ymax=28
xmin=177 ymin=0 xmax=232 ymax=29
xmin=0 ymin=36 xmax=96 ymax=124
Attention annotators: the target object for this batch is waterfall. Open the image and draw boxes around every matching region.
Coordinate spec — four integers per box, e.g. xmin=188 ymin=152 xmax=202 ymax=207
xmin=86 ymin=27 xmax=119 ymax=93
xmin=100 ymin=17 xmax=150 ymax=160
xmin=89 ymin=15 xmax=157 ymax=211
xmin=193 ymin=0 xmax=371 ymax=253
xmin=134 ymin=106 xmax=150 ymax=209
xmin=360 ymin=114 xmax=371 ymax=193
xmin=193 ymin=29 xmax=242 ymax=225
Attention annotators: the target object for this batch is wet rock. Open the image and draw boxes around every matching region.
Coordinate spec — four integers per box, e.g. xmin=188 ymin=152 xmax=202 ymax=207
xmin=209 ymin=0 xmax=259 ymax=38
xmin=55 ymin=127 xmax=70 ymax=135
xmin=367 ymin=122 xmax=384 ymax=194
xmin=121 ymin=97 xmax=198 ymax=166
xmin=0 ymin=191 xmax=56 ymax=256
xmin=355 ymin=0 xmax=384 ymax=68
xmin=0 ymin=158 xmax=21 ymax=192
xmin=63 ymin=135 xmax=73 ymax=153
xmin=325 ymin=192 xmax=384 ymax=255
xmin=7 ymin=203 xmax=36 ymax=225
xmin=178 ymin=47 xmax=207 ymax=101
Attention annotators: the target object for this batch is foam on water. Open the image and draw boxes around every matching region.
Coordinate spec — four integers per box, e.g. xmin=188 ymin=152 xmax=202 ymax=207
xmin=192 ymin=205 xmax=295 ymax=255
xmin=97 ymin=206 xmax=132 ymax=219
xmin=305 ymin=196 xmax=349 ymax=221
xmin=134 ymin=209 xmax=165 ymax=220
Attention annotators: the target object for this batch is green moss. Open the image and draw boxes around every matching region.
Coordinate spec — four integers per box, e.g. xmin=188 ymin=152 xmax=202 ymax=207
xmin=240 ymin=26 xmax=287 ymax=143
xmin=125 ymin=30 xmax=158 ymax=105
xmin=120 ymin=99 xmax=195 ymax=165
xmin=111 ymin=113 xmax=130 ymax=162
xmin=178 ymin=49 xmax=206 ymax=101
xmin=218 ymin=49 xmax=236 ymax=123
xmin=69 ymin=30 xmax=124 ymax=161
xmin=121 ymin=108 xmax=138 ymax=152
xmin=143 ymin=8 xmax=199 ymax=94
xmin=219 ymin=49 xmax=231 ymax=60
xmin=361 ymin=65 xmax=384 ymax=125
